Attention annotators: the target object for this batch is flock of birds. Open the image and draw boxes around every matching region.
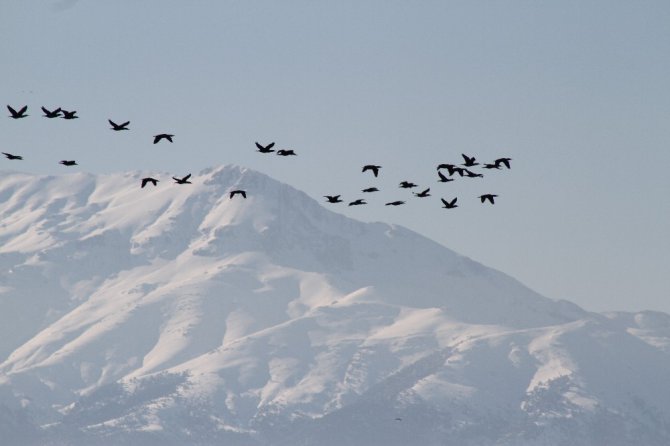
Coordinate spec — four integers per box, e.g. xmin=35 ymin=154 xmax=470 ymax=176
xmin=3 ymin=104 xmax=511 ymax=209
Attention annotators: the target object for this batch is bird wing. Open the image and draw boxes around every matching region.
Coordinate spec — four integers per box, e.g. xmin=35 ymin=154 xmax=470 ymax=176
xmin=7 ymin=105 xmax=17 ymax=115
xmin=121 ymin=121 xmax=130 ymax=127
xmin=18 ymin=106 xmax=27 ymax=114
xmin=109 ymin=119 xmax=117 ymax=127
xmin=141 ymin=179 xmax=148 ymax=188
xmin=266 ymin=142 xmax=275 ymax=150
xmin=183 ymin=174 xmax=192 ymax=181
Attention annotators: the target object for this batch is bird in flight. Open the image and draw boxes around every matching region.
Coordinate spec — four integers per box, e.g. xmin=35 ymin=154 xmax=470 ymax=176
xmin=437 ymin=163 xmax=455 ymax=171
xmin=437 ymin=171 xmax=454 ymax=183
xmin=385 ymin=200 xmax=405 ymax=206
xmin=362 ymin=165 xmax=381 ymax=177
xmin=7 ymin=105 xmax=28 ymax=119
xmin=413 ymin=188 xmax=431 ymax=198
xmin=482 ymin=163 xmax=501 ymax=170
xmin=324 ymin=195 xmax=343 ymax=203
xmin=109 ymin=119 xmax=130 ymax=131
xmin=362 ymin=187 xmax=379 ymax=193
xmin=463 ymin=169 xmax=483 ymax=178
xmin=229 ymin=190 xmax=247 ymax=199
xmin=495 ymin=157 xmax=512 ymax=169
xmin=2 ymin=152 xmax=23 ymax=160
xmin=41 ymin=106 xmax=61 ymax=118
xmin=276 ymin=149 xmax=296 ymax=156
xmin=479 ymin=194 xmax=498 ymax=204
xmin=348 ymin=199 xmax=366 ymax=206
xmin=256 ymin=142 xmax=275 ymax=153
xmin=441 ymin=197 xmax=458 ymax=209
xmin=61 ymin=109 xmax=78 ymax=120
xmin=59 ymin=160 xmax=77 ymax=166
xmin=154 ymin=134 xmax=174 ymax=144
xmin=399 ymin=181 xmax=418 ymax=189
xmin=173 ymin=173 xmax=192 ymax=184
xmin=461 ymin=154 xmax=479 ymax=167
xmin=141 ymin=177 xmax=159 ymax=188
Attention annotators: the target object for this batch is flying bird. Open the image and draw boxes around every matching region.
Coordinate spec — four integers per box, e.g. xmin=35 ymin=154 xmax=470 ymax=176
xmin=463 ymin=169 xmax=483 ymax=178
xmin=59 ymin=160 xmax=77 ymax=166
xmin=362 ymin=165 xmax=381 ymax=177
xmin=255 ymin=142 xmax=275 ymax=153
xmin=324 ymin=195 xmax=343 ymax=203
xmin=141 ymin=177 xmax=159 ymax=188
xmin=61 ymin=109 xmax=78 ymax=120
xmin=482 ymin=163 xmax=501 ymax=170
xmin=437 ymin=171 xmax=454 ymax=183
xmin=276 ymin=149 xmax=296 ymax=156
xmin=362 ymin=187 xmax=379 ymax=193
xmin=2 ymin=152 xmax=23 ymax=160
xmin=461 ymin=154 xmax=479 ymax=167
xmin=441 ymin=197 xmax=458 ymax=209
xmin=154 ymin=134 xmax=174 ymax=144
xmin=109 ymin=119 xmax=130 ymax=131
xmin=385 ymin=200 xmax=405 ymax=206
xmin=173 ymin=173 xmax=192 ymax=184
xmin=413 ymin=188 xmax=431 ymax=198
xmin=479 ymin=194 xmax=498 ymax=204
xmin=399 ymin=181 xmax=418 ymax=189
xmin=7 ymin=105 xmax=28 ymax=119
xmin=41 ymin=106 xmax=61 ymax=118
xmin=495 ymin=157 xmax=512 ymax=169
xmin=437 ymin=163 xmax=455 ymax=171
xmin=229 ymin=190 xmax=247 ymax=199
xmin=348 ymin=199 xmax=367 ymax=206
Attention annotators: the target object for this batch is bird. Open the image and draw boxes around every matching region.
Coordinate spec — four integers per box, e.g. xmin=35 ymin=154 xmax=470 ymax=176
xmin=229 ymin=190 xmax=247 ymax=199
xmin=394 ymin=418 xmax=402 ymax=422
xmin=109 ymin=119 xmax=130 ymax=131
xmin=141 ymin=177 xmax=159 ymax=188
xmin=437 ymin=171 xmax=454 ymax=183
xmin=385 ymin=200 xmax=405 ymax=206
xmin=61 ymin=109 xmax=78 ymax=120
xmin=413 ymin=188 xmax=431 ymax=198
xmin=399 ymin=181 xmax=418 ymax=189
xmin=154 ymin=134 xmax=174 ymax=144
xmin=461 ymin=154 xmax=479 ymax=167
xmin=276 ymin=149 xmax=296 ymax=156
xmin=255 ymin=142 xmax=275 ymax=153
xmin=324 ymin=195 xmax=343 ymax=203
xmin=59 ymin=160 xmax=77 ymax=166
xmin=2 ymin=152 xmax=23 ymax=160
xmin=362 ymin=165 xmax=381 ymax=177
xmin=441 ymin=197 xmax=458 ymax=209
xmin=479 ymin=194 xmax=498 ymax=204
xmin=173 ymin=173 xmax=192 ymax=184
xmin=437 ymin=163 xmax=455 ymax=171
xmin=348 ymin=199 xmax=367 ymax=206
xmin=495 ymin=157 xmax=512 ymax=169
xmin=362 ymin=187 xmax=379 ymax=193
xmin=482 ymin=163 xmax=501 ymax=170
xmin=7 ymin=105 xmax=28 ymax=119
xmin=41 ymin=106 xmax=61 ymax=118
xmin=463 ymin=169 xmax=483 ymax=178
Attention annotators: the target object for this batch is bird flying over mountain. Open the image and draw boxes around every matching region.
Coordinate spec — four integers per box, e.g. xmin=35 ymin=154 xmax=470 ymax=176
xmin=255 ymin=142 xmax=275 ymax=153
xmin=59 ymin=160 xmax=77 ymax=166
xmin=7 ymin=105 xmax=28 ymax=119
xmin=348 ymin=199 xmax=366 ymax=206
xmin=441 ymin=197 xmax=458 ymax=209
xmin=154 ymin=134 xmax=174 ymax=144
xmin=41 ymin=106 xmax=61 ymax=118
xmin=173 ymin=173 xmax=192 ymax=184
xmin=362 ymin=165 xmax=381 ymax=177
xmin=109 ymin=120 xmax=130 ymax=131
xmin=2 ymin=152 xmax=23 ymax=160
xmin=324 ymin=195 xmax=343 ymax=203
xmin=479 ymin=194 xmax=498 ymax=204
xmin=141 ymin=177 xmax=159 ymax=188
xmin=229 ymin=190 xmax=247 ymax=199
xmin=276 ymin=149 xmax=296 ymax=156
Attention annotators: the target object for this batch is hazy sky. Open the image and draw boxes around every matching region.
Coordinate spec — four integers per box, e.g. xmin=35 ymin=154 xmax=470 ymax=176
xmin=1 ymin=1 xmax=669 ymax=313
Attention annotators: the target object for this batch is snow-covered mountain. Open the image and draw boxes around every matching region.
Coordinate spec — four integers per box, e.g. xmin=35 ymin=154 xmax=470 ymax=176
xmin=0 ymin=165 xmax=669 ymax=445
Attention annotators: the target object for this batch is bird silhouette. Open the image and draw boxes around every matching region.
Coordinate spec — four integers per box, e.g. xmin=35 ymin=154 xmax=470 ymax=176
xmin=463 ymin=169 xmax=483 ymax=178
xmin=437 ymin=163 xmax=455 ymax=171
xmin=255 ymin=142 xmax=275 ymax=153
xmin=495 ymin=157 xmax=512 ymax=169
xmin=154 ymin=134 xmax=174 ymax=144
xmin=61 ymin=109 xmax=78 ymax=120
xmin=41 ymin=106 xmax=61 ymax=118
xmin=324 ymin=195 xmax=343 ymax=203
xmin=461 ymin=154 xmax=479 ymax=167
xmin=2 ymin=152 xmax=23 ymax=160
xmin=362 ymin=165 xmax=381 ymax=177
xmin=362 ymin=187 xmax=379 ymax=193
xmin=413 ymin=188 xmax=431 ymax=197
xmin=141 ymin=177 xmax=159 ymax=188
xmin=441 ymin=197 xmax=458 ymax=209
xmin=385 ymin=200 xmax=405 ymax=206
xmin=276 ymin=149 xmax=296 ymax=156
xmin=399 ymin=181 xmax=418 ymax=189
xmin=7 ymin=105 xmax=28 ymax=119
xmin=229 ymin=190 xmax=247 ymax=199
xmin=479 ymin=194 xmax=498 ymax=204
xmin=482 ymin=163 xmax=501 ymax=170
xmin=437 ymin=171 xmax=454 ymax=183
xmin=348 ymin=199 xmax=367 ymax=206
xmin=173 ymin=173 xmax=192 ymax=184
xmin=59 ymin=160 xmax=77 ymax=166
xmin=109 ymin=119 xmax=130 ymax=131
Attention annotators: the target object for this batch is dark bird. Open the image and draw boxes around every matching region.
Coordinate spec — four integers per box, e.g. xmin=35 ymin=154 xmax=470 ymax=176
xmin=413 ymin=188 xmax=431 ymax=198
xmin=399 ymin=181 xmax=418 ymax=189
xmin=482 ymin=163 xmax=501 ymax=170
xmin=154 ymin=134 xmax=174 ymax=144
xmin=59 ymin=160 xmax=77 ymax=166
xmin=173 ymin=173 xmax=192 ymax=184
xmin=109 ymin=119 xmax=130 ymax=131
xmin=362 ymin=187 xmax=379 ymax=193
xmin=437 ymin=163 xmax=455 ymax=171
xmin=2 ymin=152 xmax=23 ymax=160
xmin=7 ymin=105 xmax=28 ymax=119
xmin=61 ymin=109 xmax=78 ymax=120
xmin=229 ymin=190 xmax=247 ymax=199
xmin=41 ymin=106 xmax=61 ymax=118
xmin=495 ymin=157 xmax=512 ymax=169
xmin=441 ymin=197 xmax=458 ymax=209
xmin=479 ymin=194 xmax=498 ymax=204
xmin=348 ymin=199 xmax=367 ymax=206
xmin=276 ymin=149 xmax=296 ymax=156
xmin=395 ymin=418 xmax=402 ymax=422
xmin=463 ymin=169 xmax=483 ymax=178
xmin=141 ymin=177 xmax=159 ymax=188
xmin=461 ymin=154 xmax=479 ymax=167
xmin=437 ymin=171 xmax=454 ymax=183
xmin=362 ymin=165 xmax=381 ymax=177
xmin=385 ymin=200 xmax=405 ymax=206
xmin=255 ymin=142 xmax=275 ymax=153
xmin=324 ymin=195 xmax=343 ymax=203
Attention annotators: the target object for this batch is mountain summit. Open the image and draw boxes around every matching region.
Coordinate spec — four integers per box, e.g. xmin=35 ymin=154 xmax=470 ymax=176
xmin=1 ymin=165 xmax=669 ymax=445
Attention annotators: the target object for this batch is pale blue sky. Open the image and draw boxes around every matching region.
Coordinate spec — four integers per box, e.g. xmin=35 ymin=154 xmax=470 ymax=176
xmin=1 ymin=0 xmax=669 ymax=313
